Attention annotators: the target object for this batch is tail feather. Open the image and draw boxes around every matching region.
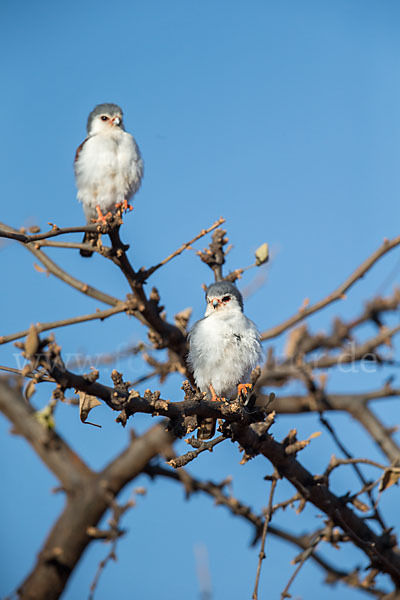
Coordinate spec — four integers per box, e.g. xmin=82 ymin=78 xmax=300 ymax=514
xmin=80 ymin=232 xmax=99 ymax=258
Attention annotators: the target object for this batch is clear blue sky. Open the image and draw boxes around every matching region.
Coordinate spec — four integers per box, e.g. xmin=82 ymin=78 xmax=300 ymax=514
xmin=1 ymin=1 xmax=399 ymax=598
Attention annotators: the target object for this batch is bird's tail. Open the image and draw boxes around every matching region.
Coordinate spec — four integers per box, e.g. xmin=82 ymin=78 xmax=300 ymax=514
xmin=80 ymin=232 xmax=99 ymax=258
xmin=197 ymin=417 xmax=216 ymax=440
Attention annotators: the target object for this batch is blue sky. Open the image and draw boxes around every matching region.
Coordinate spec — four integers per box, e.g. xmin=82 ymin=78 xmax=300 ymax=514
xmin=1 ymin=1 xmax=400 ymax=599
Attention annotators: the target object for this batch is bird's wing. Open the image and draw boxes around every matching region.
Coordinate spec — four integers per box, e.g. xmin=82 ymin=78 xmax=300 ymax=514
xmin=187 ymin=318 xmax=204 ymax=343
xmin=74 ymin=138 xmax=89 ymax=163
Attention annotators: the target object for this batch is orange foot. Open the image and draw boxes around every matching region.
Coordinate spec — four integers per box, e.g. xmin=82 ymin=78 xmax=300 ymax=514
xmin=92 ymin=205 xmax=112 ymax=224
xmin=238 ymin=383 xmax=252 ymax=397
xmin=209 ymin=384 xmax=224 ymax=402
xmin=123 ymin=199 xmax=133 ymax=212
xmin=116 ymin=199 xmax=133 ymax=212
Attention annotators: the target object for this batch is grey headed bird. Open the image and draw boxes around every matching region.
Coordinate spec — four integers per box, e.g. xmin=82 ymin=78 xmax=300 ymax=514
xmin=187 ymin=281 xmax=263 ymax=439
xmin=74 ymin=103 xmax=143 ymax=257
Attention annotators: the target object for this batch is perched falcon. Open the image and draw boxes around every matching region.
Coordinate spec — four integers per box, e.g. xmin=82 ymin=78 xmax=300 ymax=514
xmin=74 ymin=103 xmax=143 ymax=257
xmin=187 ymin=281 xmax=263 ymax=439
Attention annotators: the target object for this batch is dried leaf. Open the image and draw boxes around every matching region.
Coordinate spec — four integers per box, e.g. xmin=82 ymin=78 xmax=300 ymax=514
xmin=307 ymin=431 xmax=321 ymax=441
xmin=33 ymin=262 xmax=48 ymax=275
xmin=25 ymin=324 xmax=40 ymax=358
xmin=351 ymin=498 xmax=369 ymax=513
xmin=254 ymin=242 xmax=269 ymax=266
xmin=379 ymin=468 xmax=400 ymax=492
xmin=79 ymin=392 xmax=102 ymax=427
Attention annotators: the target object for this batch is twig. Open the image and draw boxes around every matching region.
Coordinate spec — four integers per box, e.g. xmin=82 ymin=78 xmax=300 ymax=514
xmin=0 ymin=222 xmax=119 ymax=306
xmin=88 ymin=496 xmax=134 ymax=600
xmin=0 ymin=365 xmax=55 ymax=382
xmin=66 ymin=342 xmax=147 ymax=371
xmin=261 ymin=235 xmax=400 ymax=341
xmin=0 ymin=304 xmax=127 ymax=345
xmin=144 ymin=217 xmax=226 ymax=278
xmin=33 ymin=240 xmax=110 ymax=253
xmin=350 ymin=404 xmax=400 ymax=463
xmin=319 ymin=412 xmax=387 ymax=528
xmin=167 ymin=435 xmax=226 ymax=468
xmin=280 ymin=532 xmax=322 ymax=599
xmin=258 ymin=324 xmax=400 ymax=388
xmin=0 ymin=222 xmax=104 ymax=243
xmin=140 ymin=465 xmax=387 ymax=597
xmin=324 ymin=456 xmax=395 ymax=477
xmin=252 ymin=476 xmax=278 ymax=599
xmin=28 ymin=244 xmax=118 ymax=306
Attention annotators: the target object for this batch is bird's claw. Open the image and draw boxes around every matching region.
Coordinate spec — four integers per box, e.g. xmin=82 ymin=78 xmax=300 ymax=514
xmin=92 ymin=205 xmax=112 ymax=224
xmin=237 ymin=383 xmax=252 ymax=397
xmin=115 ymin=199 xmax=133 ymax=213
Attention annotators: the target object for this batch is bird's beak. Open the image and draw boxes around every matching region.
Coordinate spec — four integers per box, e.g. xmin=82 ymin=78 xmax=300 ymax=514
xmin=212 ymin=299 xmax=219 ymax=309
xmin=112 ymin=117 xmax=121 ymax=126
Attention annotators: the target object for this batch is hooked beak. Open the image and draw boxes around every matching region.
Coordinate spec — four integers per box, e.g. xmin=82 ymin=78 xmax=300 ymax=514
xmin=111 ymin=116 xmax=121 ymax=126
xmin=212 ymin=299 xmax=220 ymax=309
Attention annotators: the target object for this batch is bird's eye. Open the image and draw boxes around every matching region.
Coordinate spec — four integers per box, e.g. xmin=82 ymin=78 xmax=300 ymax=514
xmin=101 ymin=115 xmax=109 ymax=121
xmin=222 ymin=295 xmax=231 ymax=302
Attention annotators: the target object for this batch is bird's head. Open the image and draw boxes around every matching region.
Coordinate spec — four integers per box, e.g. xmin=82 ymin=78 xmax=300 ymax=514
xmin=87 ymin=103 xmax=125 ymax=135
xmin=204 ymin=281 xmax=244 ymax=316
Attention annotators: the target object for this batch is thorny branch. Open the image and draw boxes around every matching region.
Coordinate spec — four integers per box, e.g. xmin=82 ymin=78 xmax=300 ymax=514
xmin=1 ymin=217 xmax=400 ymax=600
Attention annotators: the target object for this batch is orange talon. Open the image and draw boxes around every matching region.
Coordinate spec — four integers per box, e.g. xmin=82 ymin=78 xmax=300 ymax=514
xmin=92 ymin=205 xmax=112 ymax=224
xmin=238 ymin=383 xmax=252 ymax=397
xmin=209 ymin=384 xmax=224 ymax=402
xmin=123 ymin=199 xmax=133 ymax=212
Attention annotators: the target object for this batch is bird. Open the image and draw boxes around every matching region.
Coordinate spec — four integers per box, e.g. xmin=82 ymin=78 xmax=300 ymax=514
xmin=74 ymin=103 xmax=143 ymax=257
xmin=187 ymin=281 xmax=263 ymax=439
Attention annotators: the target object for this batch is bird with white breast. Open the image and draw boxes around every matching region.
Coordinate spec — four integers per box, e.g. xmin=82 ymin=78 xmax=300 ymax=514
xmin=74 ymin=103 xmax=143 ymax=257
xmin=187 ymin=281 xmax=263 ymax=439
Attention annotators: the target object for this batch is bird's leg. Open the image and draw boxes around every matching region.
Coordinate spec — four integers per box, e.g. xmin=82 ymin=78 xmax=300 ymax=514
xmin=209 ymin=384 xmax=223 ymax=402
xmin=237 ymin=383 xmax=252 ymax=397
xmin=92 ymin=205 xmax=112 ymax=224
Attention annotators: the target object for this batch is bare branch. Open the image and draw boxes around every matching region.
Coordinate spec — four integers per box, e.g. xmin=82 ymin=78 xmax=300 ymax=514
xmin=0 ymin=378 xmax=92 ymax=490
xmin=167 ymin=435 xmax=226 ymax=468
xmin=0 ymin=304 xmax=127 ymax=345
xmin=144 ymin=217 xmax=226 ymax=278
xmin=0 ymin=222 xmax=105 ymax=243
xmin=261 ymin=235 xmax=400 ymax=341
xmin=252 ymin=476 xmax=278 ymax=599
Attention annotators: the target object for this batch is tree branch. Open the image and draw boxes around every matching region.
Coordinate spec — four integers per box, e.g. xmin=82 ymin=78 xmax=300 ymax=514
xmin=0 ymin=304 xmax=127 ymax=345
xmin=261 ymin=236 xmax=400 ymax=341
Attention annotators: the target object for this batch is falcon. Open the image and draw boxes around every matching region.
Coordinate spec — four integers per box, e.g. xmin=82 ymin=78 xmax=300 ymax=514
xmin=187 ymin=281 xmax=263 ymax=439
xmin=74 ymin=103 xmax=143 ymax=257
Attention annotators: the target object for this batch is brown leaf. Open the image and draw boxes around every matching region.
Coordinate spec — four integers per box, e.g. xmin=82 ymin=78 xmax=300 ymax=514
xmin=254 ymin=242 xmax=269 ymax=266
xmin=79 ymin=392 xmax=102 ymax=427
xmin=379 ymin=468 xmax=400 ymax=492
xmin=351 ymin=498 xmax=369 ymax=513
xmin=33 ymin=262 xmax=48 ymax=275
